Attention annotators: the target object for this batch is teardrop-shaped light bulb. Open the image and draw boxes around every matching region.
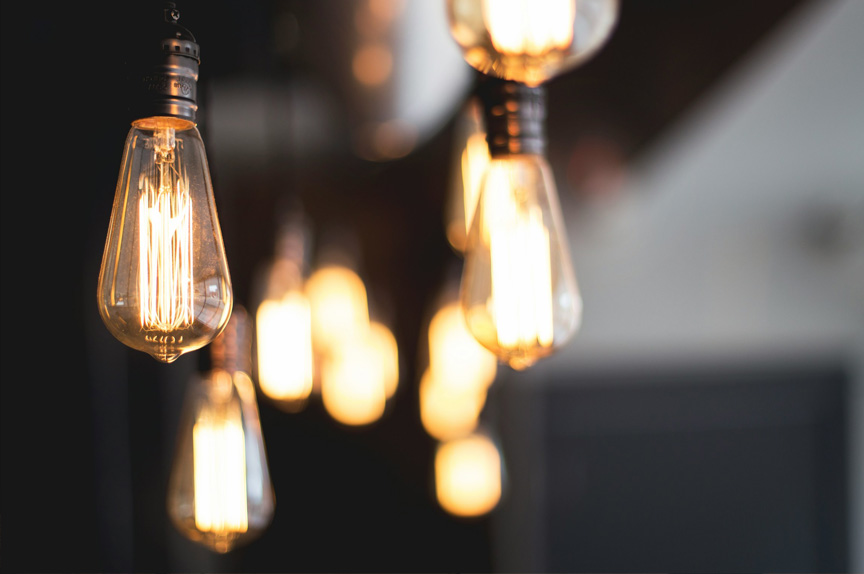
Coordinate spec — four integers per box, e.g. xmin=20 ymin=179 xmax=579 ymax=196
xmin=168 ymin=368 xmax=275 ymax=553
xmin=98 ymin=117 xmax=232 ymax=363
xmin=461 ymin=154 xmax=582 ymax=369
xmin=447 ymin=0 xmax=619 ymax=86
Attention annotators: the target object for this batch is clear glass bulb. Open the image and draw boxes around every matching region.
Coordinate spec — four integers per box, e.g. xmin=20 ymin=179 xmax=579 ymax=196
xmin=447 ymin=0 xmax=619 ymax=86
xmin=445 ymin=99 xmax=490 ymax=253
xmin=98 ymin=117 xmax=232 ymax=363
xmin=168 ymin=369 xmax=275 ymax=553
xmin=435 ymin=432 xmax=502 ymax=517
xmin=255 ymin=260 xmax=314 ymax=412
xmin=461 ymin=154 xmax=582 ymax=370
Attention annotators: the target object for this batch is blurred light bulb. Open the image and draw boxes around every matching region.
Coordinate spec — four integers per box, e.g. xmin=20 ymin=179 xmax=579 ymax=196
xmin=256 ymin=291 xmax=314 ymax=410
xmin=463 ymin=154 xmax=581 ymax=369
xmin=460 ymin=80 xmax=581 ymax=370
xmin=321 ymin=338 xmax=387 ymax=426
xmin=435 ymin=433 xmax=502 ymax=517
xmin=168 ymin=369 xmax=274 ymax=553
xmin=446 ymin=99 xmax=491 ymax=253
xmin=306 ymin=265 xmax=370 ymax=353
xmin=419 ymin=368 xmax=486 ymax=441
xmin=369 ymin=321 xmax=400 ymax=399
xmin=428 ymin=302 xmax=497 ymax=393
xmin=255 ymin=258 xmax=314 ymax=411
xmin=447 ymin=0 xmax=618 ymax=86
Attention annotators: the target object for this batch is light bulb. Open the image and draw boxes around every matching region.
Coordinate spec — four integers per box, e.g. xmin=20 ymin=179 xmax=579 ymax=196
xmin=256 ymin=260 xmax=314 ymax=411
xmin=419 ymin=368 xmax=486 ymax=441
xmin=447 ymin=0 xmax=618 ymax=86
xmin=305 ymin=265 xmax=370 ymax=353
xmin=369 ymin=321 xmax=399 ymax=399
xmin=460 ymin=81 xmax=581 ymax=370
xmin=321 ymin=338 xmax=387 ymax=426
xmin=445 ymin=99 xmax=490 ymax=253
xmin=435 ymin=432 xmax=502 ymax=517
xmin=428 ymin=302 xmax=497 ymax=393
xmin=463 ymin=154 xmax=581 ymax=369
xmin=97 ymin=6 xmax=231 ymax=363
xmin=168 ymin=369 xmax=275 ymax=553
xmin=168 ymin=309 xmax=274 ymax=553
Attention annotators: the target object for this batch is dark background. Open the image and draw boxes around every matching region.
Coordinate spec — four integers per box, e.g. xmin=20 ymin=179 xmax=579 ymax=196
xmin=1 ymin=0 xmax=856 ymax=572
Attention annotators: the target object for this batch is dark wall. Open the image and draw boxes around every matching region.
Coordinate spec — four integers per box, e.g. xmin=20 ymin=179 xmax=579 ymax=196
xmin=493 ymin=365 xmax=848 ymax=573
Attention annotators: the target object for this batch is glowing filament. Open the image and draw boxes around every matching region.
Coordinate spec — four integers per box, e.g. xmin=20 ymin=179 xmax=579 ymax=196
xmin=138 ymin=127 xmax=194 ymax=331
xmin=193 ymin=405 xmax=249 ymax=534
xmin=483 ymin=0 xmax=575 ymax=56
xmin=485 ymin=170 xmax=554 ymax=351
xmin=256 ymin=293 xmax=314 ymax=402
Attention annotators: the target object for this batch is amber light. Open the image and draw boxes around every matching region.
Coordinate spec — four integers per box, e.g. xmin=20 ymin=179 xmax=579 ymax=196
xmin=435 ymin=433 xmax=502 ymax=517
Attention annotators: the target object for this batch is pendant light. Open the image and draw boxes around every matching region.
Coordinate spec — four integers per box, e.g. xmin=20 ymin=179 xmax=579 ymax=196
xmin=168 ymin=307 xmax=275 ymax=553
xmin=447 ymin=0 xmax=618 ymax=369
xmin=98 ymin=2 xmax=232 ymax=363
xmin=460 ymin=79 xmax=583 ymax=370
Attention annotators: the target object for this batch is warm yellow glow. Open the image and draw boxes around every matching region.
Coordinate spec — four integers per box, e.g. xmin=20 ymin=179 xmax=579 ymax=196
xmin=428 ymin=303 xmax=496 ymax=392
xmin=353 ymin=43 xmax=394 ymax=86
xmin=192 ymin=398 xmax=248 ymax=535
xmin=321 ymin=340 xmax=387 ymax=426
xmin=483 ymin=0 xmax=575 ymax=56
xmin=419 ymin=369 xmax=486 ymax=441
xmin=369 ymin=321 xmax=399 ymax=398
xmin=138 ymin=126 xmax=194 ymax=332
xmin=435 ymin=434 xmax=502 ymax=517
xmin=306 ymin=266 xmax=369 ymax=352
xmin=484 ymin=166 xmax=554 ymax=352
xmin=255 ymin=292 xmax=314 ymax=403
xmin=168 ymin=369 xmax=274 ymax=554
xmin=462 ymin=155 xmax=581 ymax=370
xmin=461 ymin=132 xmax=491 ymax=241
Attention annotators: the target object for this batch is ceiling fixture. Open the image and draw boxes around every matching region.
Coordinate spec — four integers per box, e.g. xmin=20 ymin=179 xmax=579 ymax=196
xmin=97 ymin=2 xmax=232 ymax=363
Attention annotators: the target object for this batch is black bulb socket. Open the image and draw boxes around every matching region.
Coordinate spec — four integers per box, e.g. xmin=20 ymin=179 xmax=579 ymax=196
xmin=130 ymin=2 xmax=200 ymax=123
xmin=479 ymin=77 xmax=547 ymax=157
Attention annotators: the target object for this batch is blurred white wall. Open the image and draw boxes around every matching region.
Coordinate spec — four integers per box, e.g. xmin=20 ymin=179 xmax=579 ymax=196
xmin=548 ymin=0 xmax=863 ymax=371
